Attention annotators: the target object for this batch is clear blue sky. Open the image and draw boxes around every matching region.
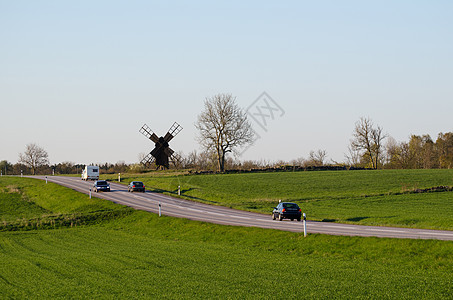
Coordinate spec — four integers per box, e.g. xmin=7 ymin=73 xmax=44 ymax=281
xmin=1 ymin=1 xmax=452 ymax=165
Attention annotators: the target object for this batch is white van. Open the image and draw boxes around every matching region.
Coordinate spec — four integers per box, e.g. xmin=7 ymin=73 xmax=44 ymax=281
xmin=81 ymin=165 xmax=100 ymax=181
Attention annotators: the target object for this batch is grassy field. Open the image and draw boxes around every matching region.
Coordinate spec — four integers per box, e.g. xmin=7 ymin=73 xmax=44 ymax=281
xmin=1 ymin=176 xmax=453 ymax=298
xmin=0 ymin=177 xmax=132 ymax=230
xmin=103 ymin=169 xmax=453 ymax=230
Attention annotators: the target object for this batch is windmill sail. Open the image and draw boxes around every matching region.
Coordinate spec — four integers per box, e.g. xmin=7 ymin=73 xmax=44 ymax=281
xmin=139 ymin=122 xmax=183 ymax=169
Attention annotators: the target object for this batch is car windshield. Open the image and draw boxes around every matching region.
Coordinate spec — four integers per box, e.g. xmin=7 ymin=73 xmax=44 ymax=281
xmin=97 ymin=181 xmax=108 ymax=186
xmin=132 ymin=182 xmax=143 ymax=186
xmin=283 ymin=203 xmax=298 ymax=209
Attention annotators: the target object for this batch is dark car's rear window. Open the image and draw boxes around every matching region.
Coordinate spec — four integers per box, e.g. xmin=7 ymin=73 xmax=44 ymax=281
xmin=97 ymin=181 xmax=108 ymax=186
xmin=283 ymin=203 xmax=299 ymax=208
xmin=132 ymin=182 xmax=143 ymax=187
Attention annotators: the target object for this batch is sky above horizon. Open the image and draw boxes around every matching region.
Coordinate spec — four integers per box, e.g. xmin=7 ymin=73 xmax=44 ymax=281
xmin=1 ymin=1 xmax=452 ymax=165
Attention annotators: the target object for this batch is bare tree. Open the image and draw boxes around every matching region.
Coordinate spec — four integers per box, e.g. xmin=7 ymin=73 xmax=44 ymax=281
xmin=344 ymin=145 xmax=361 ymax=167
xmin=290 ymin=157 xmax=306 ymax=167
xmin=18 ymin=143 xmax=49 ymax=175
xmin=350 ymin=117 xmax=387 ymax=169
xmin=308 ymin=149 xmax=328 ymax=166
xmin=195 ymin=94 xmax=254 ymax=172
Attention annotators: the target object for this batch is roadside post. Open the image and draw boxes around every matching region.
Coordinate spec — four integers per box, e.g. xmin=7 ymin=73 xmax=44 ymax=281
xmin=1 ymin=170 xmax=2 ymax=176
xmin=303 ymin=213 xmax=307 ymax=237
xmin=178 ymin=185 xmax=181 ymax=196
xmin=89 ymin=188 xmax=92 ymax=199
xmin=21 ymin=170 xmax=23 ymax=177
xmin=158 ymin=202 xmax=162 ymax=217
xmin=45 ymin=176 xmax=48 ymax=184
xmin=118 ymin=173 xmax=121 ymax=182
xmin=52 ymin=168 xmax=55 ymax=176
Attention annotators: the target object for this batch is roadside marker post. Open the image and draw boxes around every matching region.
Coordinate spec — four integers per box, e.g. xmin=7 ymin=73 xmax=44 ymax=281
xmin=158 ymin=202 xmax=162 ymax=217
xmin=21 ymin=170 xmax=23 ymax=177
xmin=178 ymin=185 xmax=181 ymax=196
xmin=118 ymin=173 xmax=121 ymax=182
xmin=303 ymin=213 xmax=307 ymax=237
xmin=45 ymin=176 xmax=48 ymax=184
xmin=89 ymin=188 xmax=92 ymax=199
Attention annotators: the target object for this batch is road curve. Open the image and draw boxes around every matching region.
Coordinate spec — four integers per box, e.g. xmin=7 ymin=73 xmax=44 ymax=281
xmin=31 ymin=176 xmax=453 ymax=241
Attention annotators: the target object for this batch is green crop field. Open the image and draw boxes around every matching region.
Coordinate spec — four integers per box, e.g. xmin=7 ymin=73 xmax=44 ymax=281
xmin=1 ymin=176 xmax=452 ymax=298
xmin=105 ymin=169 xmax=453 ymax=230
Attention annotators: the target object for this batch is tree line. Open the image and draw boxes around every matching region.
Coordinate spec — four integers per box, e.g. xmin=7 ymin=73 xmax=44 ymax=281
xmin=385 ymin=132 xmax=453 ymax=169
xmin=345 ymin=117 xmax=453 ymax=169
xmin=4 ymin=131 xmax=452 ymax=176
xmin=2 ymin=94 xmax=452 ymax=174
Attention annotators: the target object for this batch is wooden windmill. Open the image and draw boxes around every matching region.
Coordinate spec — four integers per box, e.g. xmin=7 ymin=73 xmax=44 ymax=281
xmin=139 ymin=122 xmax=183 ymax=169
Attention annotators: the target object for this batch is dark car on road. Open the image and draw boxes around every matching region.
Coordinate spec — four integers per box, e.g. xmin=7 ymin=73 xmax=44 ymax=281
xmin=93 ymin=180 xmax=110 ymax=192
xmin=128 ymin=181 xmax=145 ymax=192
xmin=272 ymin=202 xmax=301 ymax=221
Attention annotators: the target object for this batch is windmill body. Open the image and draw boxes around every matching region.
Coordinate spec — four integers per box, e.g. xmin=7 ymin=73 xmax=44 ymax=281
xmin=139 ymin=122 xmax=182 ymax=169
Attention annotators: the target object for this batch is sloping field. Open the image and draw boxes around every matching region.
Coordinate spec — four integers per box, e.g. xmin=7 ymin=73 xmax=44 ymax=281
xmin=0 ymin=177 xmax=452 ymax=298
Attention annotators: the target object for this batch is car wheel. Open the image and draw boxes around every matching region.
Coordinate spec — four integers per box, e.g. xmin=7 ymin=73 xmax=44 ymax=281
xmin=272 ymin=213 xmax=276 ymax=220
xmin=297 ymin=218 xmax=301 ymax=222
xmin=291 ymin=219 xmax=294 ymax=221
xmin=278 ymin=214 xmax=283 ymax=221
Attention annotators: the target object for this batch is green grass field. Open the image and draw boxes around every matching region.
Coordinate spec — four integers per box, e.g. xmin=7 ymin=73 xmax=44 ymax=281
xmin=104 ymin=169 xmax=453 ymax=230
xmin=1 ymin=176 xmax=453 ymax=298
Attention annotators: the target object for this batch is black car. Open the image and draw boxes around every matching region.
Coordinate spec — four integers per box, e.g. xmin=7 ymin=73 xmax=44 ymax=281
xmin=272 ymin=202 xmax=301 ymax=221
xmin=128 ymin=181 xmax=145 ymax=192
xmin=93 ymin=180 xmax=110 ymax=192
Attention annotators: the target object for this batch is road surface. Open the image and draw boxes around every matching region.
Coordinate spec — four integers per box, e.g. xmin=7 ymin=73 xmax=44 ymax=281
xmin=32 ymin=176 xmax=453 ymax=241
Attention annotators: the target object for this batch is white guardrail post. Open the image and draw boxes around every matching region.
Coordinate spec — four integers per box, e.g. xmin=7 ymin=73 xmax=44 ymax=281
xmin=158 ymin=202 xmax=162 ymax=217
xmin=303 ymin=213 xmax=307 ymax=237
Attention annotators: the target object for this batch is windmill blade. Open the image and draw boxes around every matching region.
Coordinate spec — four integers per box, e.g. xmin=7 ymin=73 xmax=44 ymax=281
xmin=140 ymin=152 xmax=155 ymax=166
xmin=164 ymin=147 xmax=175 ymax=157
xmin=151 ymin=146 xmax=161 ymax=157
xmin=170 ymin=152 xmax=183 ymax=167
xmin=139 ymin=124 xmax=159 ymax=143
xmin=164 ymin=122 xmax=183 ymax=142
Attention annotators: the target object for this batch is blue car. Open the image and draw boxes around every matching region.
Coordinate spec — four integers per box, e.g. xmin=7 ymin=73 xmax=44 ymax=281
xmin=128 ymin=181 xmax=145 ymax=192
xmin=93 ymin=180 xmax=110 ymax=192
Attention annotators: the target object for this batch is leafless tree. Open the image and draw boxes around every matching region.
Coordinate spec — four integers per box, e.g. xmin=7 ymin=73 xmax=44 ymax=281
xmin=344 ymin=145 xmax=361 ymax=167
xmin=18 ymin=143 xmax=49 ymax=175
xmin=290 ymin=157 xmax=306 ymax=167
xmin=350 ymin=117 xmax=387 ymax=169
xmin=195 ymin=94 xmax=254 ymax=172
xmin=308 ymin=149 xmax=328 ymax=166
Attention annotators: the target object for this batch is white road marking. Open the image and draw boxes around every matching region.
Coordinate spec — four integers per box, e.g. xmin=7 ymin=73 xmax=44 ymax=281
xmin=366 ymin=229 xmax=407 ymax=233
xmin=416 ymin=232 xmax=453 ymax=236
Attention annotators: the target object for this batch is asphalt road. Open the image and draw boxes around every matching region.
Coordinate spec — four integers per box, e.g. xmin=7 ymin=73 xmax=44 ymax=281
xmin=33 ymin=176 xmax=453 ymax=241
